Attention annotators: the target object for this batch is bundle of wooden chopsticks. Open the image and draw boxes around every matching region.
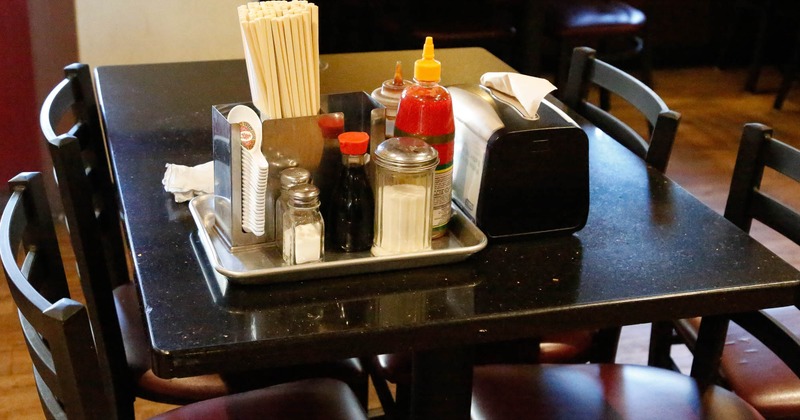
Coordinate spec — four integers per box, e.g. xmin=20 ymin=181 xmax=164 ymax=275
xmin=238 ymin=1 xmax=319 ymax=120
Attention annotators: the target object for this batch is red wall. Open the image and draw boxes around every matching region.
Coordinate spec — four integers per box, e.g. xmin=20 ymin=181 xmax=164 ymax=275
xmin=0 ymin=0 xmax=40 ymax=184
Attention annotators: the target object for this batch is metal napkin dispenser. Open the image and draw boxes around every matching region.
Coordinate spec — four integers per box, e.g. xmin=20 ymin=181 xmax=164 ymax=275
xmin=450 ymin=84 xmax=589 ymax=240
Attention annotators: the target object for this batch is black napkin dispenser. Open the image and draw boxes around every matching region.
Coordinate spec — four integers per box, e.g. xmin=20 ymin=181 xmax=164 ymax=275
xmin=450 ymin=84 xmax=589 ymax=240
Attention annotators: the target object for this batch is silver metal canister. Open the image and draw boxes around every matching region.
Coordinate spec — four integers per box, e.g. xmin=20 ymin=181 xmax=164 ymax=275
xmin=371 ymin=137 xmax=438 ymax=256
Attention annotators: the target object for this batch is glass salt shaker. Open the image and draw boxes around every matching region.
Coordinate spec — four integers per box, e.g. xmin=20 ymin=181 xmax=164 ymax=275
xmin=276 ymin=167 xmax=311 ymax=252
xmin=282 ymin=184 xmax=324 ymax=265
xmin=372 ymin=137 xmax=438 ymax=256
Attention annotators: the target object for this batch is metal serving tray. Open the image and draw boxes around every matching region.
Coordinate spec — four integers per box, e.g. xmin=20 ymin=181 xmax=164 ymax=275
xmin=189 ymin=194 xmax=488 ymax=285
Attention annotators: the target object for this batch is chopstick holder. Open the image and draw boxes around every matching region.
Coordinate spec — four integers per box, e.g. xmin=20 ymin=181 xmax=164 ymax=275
xmin=238 ymin=1 xmax=319 ymax=119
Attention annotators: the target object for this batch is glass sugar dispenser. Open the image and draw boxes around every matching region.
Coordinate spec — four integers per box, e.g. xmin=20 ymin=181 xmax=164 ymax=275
xmin=372 ymin=137 xmax=438 ymax=256
xmin=282 ymin=184 xmax=324 ymax=265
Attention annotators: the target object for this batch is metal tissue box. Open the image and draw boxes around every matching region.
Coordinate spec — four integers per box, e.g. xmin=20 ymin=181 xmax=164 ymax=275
xmin=450 ymin=84 xmax=589 ymax=240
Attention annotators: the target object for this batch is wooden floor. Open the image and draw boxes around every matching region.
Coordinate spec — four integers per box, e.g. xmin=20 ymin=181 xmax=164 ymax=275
xmin=1 ymin=66 xmax=798 ymax=419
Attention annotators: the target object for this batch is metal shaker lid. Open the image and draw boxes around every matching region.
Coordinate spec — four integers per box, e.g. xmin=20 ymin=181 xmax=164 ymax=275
xmin=374 ymin=137 xmax=439 ymax=172
xmin=287 ymin=184 xmax=320 ymax=207
xmin=280 ymin=167 xmax=311 ymax=190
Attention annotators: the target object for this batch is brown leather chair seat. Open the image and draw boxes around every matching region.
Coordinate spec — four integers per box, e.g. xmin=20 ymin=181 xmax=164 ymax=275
xmin=150 ymin=378 xmax=367 ymax=420
xmin=115 ymin=283 xmax=366 ymax=404
xmin=368 ymin=331 xmax=596 ymax=417
xmin=543 ymin=0 xmax=652 ymax=100
xmin=546 ymin=0 xmax=645 ymax=37
xmin=683 ymin=307 xmax=800 ymax=419
xmin=472 ymin=364 xmax=764 ymax=419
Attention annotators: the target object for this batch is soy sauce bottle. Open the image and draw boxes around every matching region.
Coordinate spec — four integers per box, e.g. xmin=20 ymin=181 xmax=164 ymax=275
xmin=329 ymin=131 xmax=374 ymax=252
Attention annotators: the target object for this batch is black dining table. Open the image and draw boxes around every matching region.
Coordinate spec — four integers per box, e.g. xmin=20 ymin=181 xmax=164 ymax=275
xmin=95 ymin=48 xmax=800 ymax=419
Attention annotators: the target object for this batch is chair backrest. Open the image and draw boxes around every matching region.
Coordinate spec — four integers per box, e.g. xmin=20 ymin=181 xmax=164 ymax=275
xmin=725 ymin=123 xmax=800 ymax=242
xmin=0 ymin=172 xmax=116 ymax=419
xmin=562 ymin=46 xmax=681 ymax=173
xmin=40 ymin=63 xmax=129 ymax=289
xmin=40 ymin=63 xmax=135 ymax=414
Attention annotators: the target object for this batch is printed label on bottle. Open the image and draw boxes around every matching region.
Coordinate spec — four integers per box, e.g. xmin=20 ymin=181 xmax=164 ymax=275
xmin=433 ymin=166 xmax=453 ymax=237
xmin=430 ymin=134 xmax=454 ymax=238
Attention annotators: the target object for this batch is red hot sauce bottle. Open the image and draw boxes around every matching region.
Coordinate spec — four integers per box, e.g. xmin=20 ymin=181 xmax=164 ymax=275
xmin=394 ymin=36 xmax=454 ymax=238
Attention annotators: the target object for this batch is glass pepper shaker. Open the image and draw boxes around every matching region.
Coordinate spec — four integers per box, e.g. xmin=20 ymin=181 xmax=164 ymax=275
xmin=276 ymin=167 xmax=311 ymax=252
xmin=282 ymin=184 xmax=324 ymax=265
xmin=372 ymin=137 xmax=438 ymax=256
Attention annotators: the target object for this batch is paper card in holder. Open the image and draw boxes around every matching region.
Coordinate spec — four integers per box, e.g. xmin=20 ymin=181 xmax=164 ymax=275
xmin=451 ymin=84 xmax=589 ymax=240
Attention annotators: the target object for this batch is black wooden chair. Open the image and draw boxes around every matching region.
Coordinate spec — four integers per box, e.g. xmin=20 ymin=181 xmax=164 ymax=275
xmin=563 ymin=46 xmax=680 ymax=173
xmin=0 ymin=172 xmax=368 ymax=420
xmin=563 ymin=43 xmax=687 ymax=375
xmin=543 ymin=0 xmax=652 ymax=108
xmin=655 ymin=123 xmax=800 ymax=419
xmin=40 ymin=63 xmax=368 ymax=410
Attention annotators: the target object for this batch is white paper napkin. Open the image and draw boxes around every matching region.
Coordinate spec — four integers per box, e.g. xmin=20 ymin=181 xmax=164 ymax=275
xmin=162 ymin=161 xmax=214 ymax=203
xmin=480 ymin=72 xmax=557 ymax=120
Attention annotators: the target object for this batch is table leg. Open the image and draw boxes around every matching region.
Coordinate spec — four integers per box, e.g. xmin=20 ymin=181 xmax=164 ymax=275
xmin=648 ymin=320 xmax=678 ymax=370
xmin=411 ymin=346 xmax=475 ymax=420
xmin=690 ymin=315 xmax=729 ymax=388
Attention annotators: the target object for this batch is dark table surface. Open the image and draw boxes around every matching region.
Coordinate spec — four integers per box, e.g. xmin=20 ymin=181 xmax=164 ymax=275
xmin=96 ymin=48 xmax=800 ymax=417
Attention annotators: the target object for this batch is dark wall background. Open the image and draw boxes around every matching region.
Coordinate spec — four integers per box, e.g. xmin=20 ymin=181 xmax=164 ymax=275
xmin=315 ymin=0 xmax=792 ymax=72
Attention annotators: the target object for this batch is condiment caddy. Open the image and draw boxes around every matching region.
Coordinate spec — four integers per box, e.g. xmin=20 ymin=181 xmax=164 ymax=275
xmin=190 ymin=91 xmax=487 ymax=285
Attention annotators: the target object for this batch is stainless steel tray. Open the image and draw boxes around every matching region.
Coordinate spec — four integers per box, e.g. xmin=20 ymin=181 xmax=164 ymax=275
xmin=189 ymin=194 xmax=488 ymax=285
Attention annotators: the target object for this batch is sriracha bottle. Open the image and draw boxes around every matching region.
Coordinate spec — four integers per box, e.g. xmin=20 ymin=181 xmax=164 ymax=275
xmin=394 ymin=36 xmax=454 ymax=238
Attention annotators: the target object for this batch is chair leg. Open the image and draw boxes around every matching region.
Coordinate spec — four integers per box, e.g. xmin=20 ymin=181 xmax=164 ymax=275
xmin=556 ymin=41 xmax=574 ymax=94
xmin=589 ymin=326 xmax=622 ymax=363
xmin=394 ymin=383 xmax=411 ymax=420
xmin=369 ymin=372 xmax=401 ymax=419
xmin=638 ymin=35 xmax=654 ymax=88
xmin=716 ymin=0 xmax=748 ymax=69
xmin=352 ymin=374 xmax=370 ymax=411
xmin=774 ymin=23 xmax=800 ymax=109
xmin=648 ymin=321 xmax=680 ymax=371
xmin=774 ymin=66 xmax=796 ymax=110
xmin=745 ymin=0 xmax=772 ymax=92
